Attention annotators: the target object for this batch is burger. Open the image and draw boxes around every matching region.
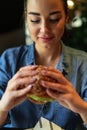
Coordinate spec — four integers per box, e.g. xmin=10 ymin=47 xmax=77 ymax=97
xmin=27 ymin=65 xmax=57 ymax=104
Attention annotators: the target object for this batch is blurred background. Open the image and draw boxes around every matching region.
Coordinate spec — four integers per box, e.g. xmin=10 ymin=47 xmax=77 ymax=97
xmin=64 ymin=0 xmax=87 ymax=52
xmin=0 ymin=0 xmax=87 ymax=55
xmin=0 ymin=0 xmax=25 ymax=54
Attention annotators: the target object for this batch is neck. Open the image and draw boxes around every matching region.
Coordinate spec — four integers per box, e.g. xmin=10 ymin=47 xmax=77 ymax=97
xmin=35 ymin=43 xmax=61 ymax=67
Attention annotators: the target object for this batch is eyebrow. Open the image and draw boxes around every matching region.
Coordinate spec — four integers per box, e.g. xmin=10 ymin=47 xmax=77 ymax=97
xmin=28 ymin=12 xmax=40 ymax=16
xmin=28 ymin=11 xmax=60 ymax=16
xmin=50 ymin=11 xmax=61 ymax=15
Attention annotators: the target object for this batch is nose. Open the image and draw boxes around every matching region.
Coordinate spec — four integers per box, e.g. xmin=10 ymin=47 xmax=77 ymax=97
xmin=40 ymin=21 xmax=50 ymax=33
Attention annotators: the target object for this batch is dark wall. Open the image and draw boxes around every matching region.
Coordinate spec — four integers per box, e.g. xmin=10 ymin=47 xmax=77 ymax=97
xmin=0 ymin=0 xmax=25 ymax=54
xmin=0 ymin=0 xmax=24 ymax=33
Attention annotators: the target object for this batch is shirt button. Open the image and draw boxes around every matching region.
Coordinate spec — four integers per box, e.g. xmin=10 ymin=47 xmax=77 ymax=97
xmin=43 ymin=103 xmax=49 ymax=113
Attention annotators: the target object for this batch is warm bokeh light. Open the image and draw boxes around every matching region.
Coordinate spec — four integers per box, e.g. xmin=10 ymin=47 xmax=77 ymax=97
xmin=67 ymin=0 xmax=75 ymax=9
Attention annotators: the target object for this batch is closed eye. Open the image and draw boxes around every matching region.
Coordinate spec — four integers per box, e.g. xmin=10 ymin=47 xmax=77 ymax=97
xmin=30 ymin=20 xmax=40 ymax=23
xmin=50 ymin=18 xmax=60 ymax=23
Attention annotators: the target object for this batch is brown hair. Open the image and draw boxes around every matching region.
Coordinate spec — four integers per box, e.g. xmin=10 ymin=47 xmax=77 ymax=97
xmin=62 ymin=0 xmax=68 ymax=14
xmin=24 ymin=0 xmax=68 ymax=15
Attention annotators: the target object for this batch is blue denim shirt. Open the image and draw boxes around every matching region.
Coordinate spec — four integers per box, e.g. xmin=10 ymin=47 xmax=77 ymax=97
xmin=0 ymin=42 xmax=87 ymax=130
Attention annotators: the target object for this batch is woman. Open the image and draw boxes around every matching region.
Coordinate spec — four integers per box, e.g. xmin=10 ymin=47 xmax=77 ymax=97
xmin=0 ymin=0 xmax=87 ymax=129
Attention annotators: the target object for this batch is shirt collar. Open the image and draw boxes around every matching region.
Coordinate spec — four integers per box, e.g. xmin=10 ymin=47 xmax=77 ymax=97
xmin=26 ymin=41 xmax=69 ymax=76
xmin=56 ymin=41 xmax=69 ymax=76
xmin=26 ymin=42 xmax=35 ymax=65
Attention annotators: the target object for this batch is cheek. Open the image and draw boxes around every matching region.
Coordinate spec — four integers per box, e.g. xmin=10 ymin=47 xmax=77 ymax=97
xmin=55 ymin=21 xmax=65 ymax=38
xmin=28 ymin=24 xmax=39 ymax=38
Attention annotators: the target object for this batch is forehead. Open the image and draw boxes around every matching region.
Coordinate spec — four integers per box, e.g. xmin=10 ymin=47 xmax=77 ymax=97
xmin=27 ymin=0 xmax=64 ymax=13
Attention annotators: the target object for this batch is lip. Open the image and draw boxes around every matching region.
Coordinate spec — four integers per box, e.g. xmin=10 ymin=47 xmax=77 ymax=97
xmin=38 ymin=36 xmax=54 ymax=42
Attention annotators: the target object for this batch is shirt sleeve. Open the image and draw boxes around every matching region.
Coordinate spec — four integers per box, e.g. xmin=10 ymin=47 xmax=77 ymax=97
xmin=82 ymin=89 xmax=87 ymax=129
xmin=0 ymin=47 xmax=21 ymax=98
xmin=0 ymin=50 xmax=14 ymax=128
xmin=0 ymin=52 xmax=12 ymax=98
xmin=81 ymin=74 xmax=87 ymax=129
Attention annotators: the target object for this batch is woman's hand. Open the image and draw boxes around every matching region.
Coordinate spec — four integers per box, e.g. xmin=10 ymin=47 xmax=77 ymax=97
xmin=1 ymin=65 xmax=38 ymax=111
xmin=40 ymin=67 xmax=87 ymax=114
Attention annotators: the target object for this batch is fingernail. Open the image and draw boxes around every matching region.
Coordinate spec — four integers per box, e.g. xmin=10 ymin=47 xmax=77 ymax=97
xmin=28 ymin=84 xmax=33 ymax=89
xmin=40 ymin=81 xmax=45 ymax=86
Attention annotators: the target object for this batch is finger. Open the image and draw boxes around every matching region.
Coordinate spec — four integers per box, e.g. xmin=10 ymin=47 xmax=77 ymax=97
xmin=41 ymin=69 xmax=67 ymax=84
xmin=15 ymin=84 xmax=33 ymax=98
xmin=19 ymin=65 xmax=37 ymax=71
xmin=7 ymin=76 xmax=37 ymax=90
xmin=41 ymin=80 xmax=69 ymax=93
xmin=46 ymin=89 xmax=67 ymax=103
xmin=13 ymin=65 xmax=38 ymax=79
xmin=46 ymin=89 xmax=72 ymax=109
xmin=44 ymin=66 xmax=62 ymax=73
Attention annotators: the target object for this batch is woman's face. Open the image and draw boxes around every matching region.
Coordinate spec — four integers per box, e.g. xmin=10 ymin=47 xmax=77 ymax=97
xmin=26 ymin=0 xmax=68 ymax=47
